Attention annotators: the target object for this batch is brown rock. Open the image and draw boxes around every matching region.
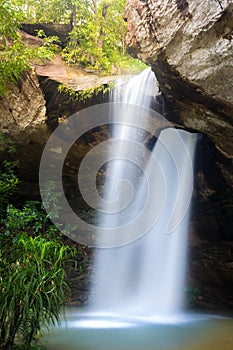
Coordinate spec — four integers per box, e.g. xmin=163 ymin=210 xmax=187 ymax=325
xmin=0 ymin=70 xmax=49 ymax=182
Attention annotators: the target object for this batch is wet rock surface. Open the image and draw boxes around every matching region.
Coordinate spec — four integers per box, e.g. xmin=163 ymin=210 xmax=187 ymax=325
xmin=189 ymin=241 xmax=233 ymax=309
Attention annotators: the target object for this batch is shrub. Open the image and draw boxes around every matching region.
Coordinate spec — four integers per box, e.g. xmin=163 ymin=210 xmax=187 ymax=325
xmin=0 ymin=137 xmax=77 ymax=349
xmin=0 ymin=134 xmax=19 ymax=216
xmin=0 ymin=231 xmax=74 ymax=349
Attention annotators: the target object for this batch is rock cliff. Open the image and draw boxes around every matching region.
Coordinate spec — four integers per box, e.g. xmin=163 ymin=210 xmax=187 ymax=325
xmin=124 ymin=0 xmax=233 ymax=158
xmin=124 ymin=0 xmax=233 ymax=309
xmin=0 ymin=32 xmax=128 ymax=188
xmin=0 ymin=70 xmax=49 ymax=185
xmin=1 ymin=12 xmax=233 ymax=308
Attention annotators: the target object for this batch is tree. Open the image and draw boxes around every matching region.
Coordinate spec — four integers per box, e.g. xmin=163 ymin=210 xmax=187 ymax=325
xmin=62 ymin=0 xmax=131 ymax=72
xmin=20 ymin=0 xmax=84 ymax=24
xmin=20 ymin=0 xmax=132 ymax=72
xmin=0 ymin=0 xmax=145 ymax=89
xmin=0 ymin=0 xmax=57 ymax=96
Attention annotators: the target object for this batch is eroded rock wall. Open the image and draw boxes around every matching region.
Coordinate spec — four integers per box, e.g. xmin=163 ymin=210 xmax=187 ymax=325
xmin=124 ymin=0 xmax=233 ymax=157
xmin=124 ymin=0 xmax=233 ymax=309
xmin=0 ymin=70 xmax=49 ymax=185
xmin=0 ymin=70 xmax=47 ymax=137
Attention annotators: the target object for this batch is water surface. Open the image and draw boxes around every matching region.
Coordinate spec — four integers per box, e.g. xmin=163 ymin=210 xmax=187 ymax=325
xmin=42 ymin=309 xmax=233 ymax=350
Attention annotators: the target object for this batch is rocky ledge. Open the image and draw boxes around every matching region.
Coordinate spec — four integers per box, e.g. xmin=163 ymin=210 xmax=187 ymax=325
xmin=0 ymin=32 xmax=130 ymax=186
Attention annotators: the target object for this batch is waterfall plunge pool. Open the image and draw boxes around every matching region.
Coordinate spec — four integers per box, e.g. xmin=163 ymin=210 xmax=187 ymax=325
xmin=40 ymin=68 xmax=233 ymax=350
xmin=41 ymin=308 xmax=233 ymax=350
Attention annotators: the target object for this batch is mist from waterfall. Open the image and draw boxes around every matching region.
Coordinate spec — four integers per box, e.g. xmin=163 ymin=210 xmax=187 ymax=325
xmin=90 ymin=68 xmax=197 ymax=319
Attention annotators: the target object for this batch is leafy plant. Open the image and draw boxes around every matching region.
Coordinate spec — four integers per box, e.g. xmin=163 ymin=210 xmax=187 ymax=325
xmin=57 ymin=82 xmax=113 ymax=102
xmin=35 ymin=29 xmax=61 ymax=53
xmin=0 ymin=231 xmax=74 ymax=349
xmin=0 ymin=1 xmax=59 ymax=96
xmin=0 ymin=136 xmax=79 ymax=349
xmin=0 ymin=134 xmax=19 ymax=215
xmin=40 ymin=181 xmax=63 ymax=222
xmin=0 ymin=196 xmax=79 ymax=349
xmin=4 ymin=202 xmax=59 ymax=239
xmin=61 ymin=0 xmax=146 ymax=73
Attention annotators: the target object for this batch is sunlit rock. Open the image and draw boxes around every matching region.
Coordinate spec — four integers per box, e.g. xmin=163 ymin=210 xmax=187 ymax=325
xmin=124 ymin=0 xmax=233 ymax=157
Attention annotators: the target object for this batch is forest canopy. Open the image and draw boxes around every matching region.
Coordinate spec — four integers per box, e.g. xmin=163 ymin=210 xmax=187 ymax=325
xmin=0 ymin=0 xmax=145 ymax=96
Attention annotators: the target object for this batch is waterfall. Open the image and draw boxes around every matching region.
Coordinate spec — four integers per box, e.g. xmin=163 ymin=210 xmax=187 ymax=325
xmin=89 ymin=68 xmax=197 ymax=319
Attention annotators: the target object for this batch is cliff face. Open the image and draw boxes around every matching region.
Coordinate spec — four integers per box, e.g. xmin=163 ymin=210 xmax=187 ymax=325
xmin=1 ymin=15 xmax=233 ymax=308
xmin=0 ymin=70 xmax=49 ymax=184
xmin=124 ymin=0 xmax=233 ymax=309
xmin=0 ymin=49 xmax=126 ymax=195
xmin=124 ymin=0 xmax=233 ymax=158
xmin=0 ymin=70 xmax=47 ymax=137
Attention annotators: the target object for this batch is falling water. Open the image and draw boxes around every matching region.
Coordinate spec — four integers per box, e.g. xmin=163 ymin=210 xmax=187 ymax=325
xmin=90 ymin=68 xmax=197 ymax=319
xmin=40 ymin=68 xmax=231 ymax=350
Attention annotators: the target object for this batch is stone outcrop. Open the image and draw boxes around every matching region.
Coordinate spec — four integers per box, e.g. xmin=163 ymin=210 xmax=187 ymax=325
xmin=124 ymin=0 xmax=233 ymax=309
xmin=0 ymin=40 xmax=129 ymax=195
xmin=1 ymin=13 xmax=233 ymax=308
xmin=21 ymin=23 xmax=71 ymax=47
xmin=124 ymin=0 xmax=233 ymax=158
xmin=0 ymin=70 xmax=49 ymax=184
xmin=0 ymin=70 xmax=46 ymax=137
xmin=189 ymin=241 xmax=233 ymax=309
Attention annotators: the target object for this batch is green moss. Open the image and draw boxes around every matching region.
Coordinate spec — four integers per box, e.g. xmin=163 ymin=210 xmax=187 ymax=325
xmin=57 ymin=82 xmax=114 ymax=102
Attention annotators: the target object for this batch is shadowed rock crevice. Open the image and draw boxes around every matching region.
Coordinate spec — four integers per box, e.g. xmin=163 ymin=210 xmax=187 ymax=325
xmin=175 ymin=0 xmax=192 ymax=18
xmin=21 ymin=23 xmax=70 ymax=47
xmin=175 ymin=0 xmax=189 ymax=12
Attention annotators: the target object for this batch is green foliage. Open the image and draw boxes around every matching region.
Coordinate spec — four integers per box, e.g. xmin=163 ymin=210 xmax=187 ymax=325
xmin=61 ymin=0 xmax=146 ymax=73
xmin=16 ymin=0 xmax=146 ymax=74
xmin=35 ymin=30 xmax=61 ymax=54
xmin=0 ymin=1 xmax=25 ymax=95
xmin=21 ymin=0 xmax=73 ymax=23
xmin=0 ymin=176 xmax=18 ymax=215
xmin=0 ymin=230 xmax=74 ymax=349
xmin=40 ymin=181 xmax=63 ymax=221
xmin=0 ymin=0 xmax=147 ymax=88
xmin=111 ymin=57 xmax=148 ymax=75
xmin=0 ymin=1 xmax=59 ymax=96
xmin=0 ymin=41 xmax=54 ymax=96
xmin=0 ymin=0 xmax=23 ymax=42
xmin=0 ymin=136 xmax=79 ymax=349
xmin=4 ymin=201 xmax=61 ymax=240
xmin=58 ymin=82 xmax=113 ymax=102
xmin=0 ymin=134 xmax=19 ymax=215
xmin=0 ymin=180 xmax=76 ymax=348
